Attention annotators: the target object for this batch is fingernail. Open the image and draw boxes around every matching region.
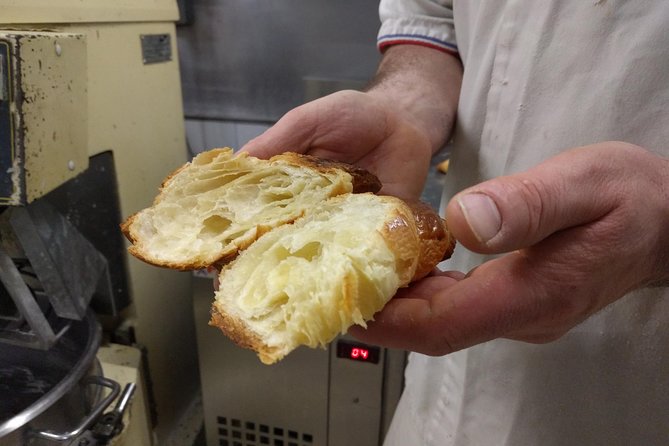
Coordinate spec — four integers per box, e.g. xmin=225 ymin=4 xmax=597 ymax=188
xmin=457 ymin=193 xmax=501 ymax=243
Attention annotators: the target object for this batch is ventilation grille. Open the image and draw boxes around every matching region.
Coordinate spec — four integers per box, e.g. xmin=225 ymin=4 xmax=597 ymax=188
xmin=217 ymin=416 xmax=314 ymax=446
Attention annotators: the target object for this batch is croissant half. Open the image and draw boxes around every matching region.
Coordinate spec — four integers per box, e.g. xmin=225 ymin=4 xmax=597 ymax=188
xmin=121 ymin=147 xmax=381 ymax=269
xmin=210 ymin=193 xmax=455 ymax=364
xmin=121 ymin=148 xmax=454 ymax=364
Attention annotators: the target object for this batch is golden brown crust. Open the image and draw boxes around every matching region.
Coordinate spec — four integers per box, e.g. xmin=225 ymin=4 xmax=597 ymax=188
xmin=119 ymin=212 xmax=137 ymax=244
xmin=379 ymin=199 xmax=422 ymax=286
xmin=379 ymin=197 xmax=455 ymax=284
xmin=159 ymin=162 xmax=190 ymax=193
xmin=404 ymin=200 xmax=456 ymax=281
xmin=209 ymin=301 xmax=280 ymax=364
xmin=127 ymin=245 xmax=203 ymax=270
xmin=122 ymin=213 xmax=197 ymax=270
xmin=271 ymin=152 xmax=382 ymax=193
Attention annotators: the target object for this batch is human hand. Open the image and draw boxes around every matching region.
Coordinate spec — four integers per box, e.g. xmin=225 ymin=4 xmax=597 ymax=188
xmin=242 ymin=45 xmax=461 ymax=200
xmin=350 ymin=142 xmax=669 ymax=354
xmin=241 ymin=90 xmax=433 ymax=200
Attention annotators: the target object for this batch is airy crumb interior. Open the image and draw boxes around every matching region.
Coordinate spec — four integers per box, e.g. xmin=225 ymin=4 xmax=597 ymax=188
xmin=216 ymin=195 xmax=402 ymax=352
xmin=135 ymin=150 xmax=347 ymax=264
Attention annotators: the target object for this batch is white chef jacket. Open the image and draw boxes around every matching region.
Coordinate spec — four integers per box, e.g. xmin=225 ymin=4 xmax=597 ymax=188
xmin=378 ymin=1 xmax=669 ymax=445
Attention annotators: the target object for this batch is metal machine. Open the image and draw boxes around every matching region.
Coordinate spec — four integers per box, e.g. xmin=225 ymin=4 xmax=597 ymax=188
xmin=0 ymin=2 xmax=199 ymax=444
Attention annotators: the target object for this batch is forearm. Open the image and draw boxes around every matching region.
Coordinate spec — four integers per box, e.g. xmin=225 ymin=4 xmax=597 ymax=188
xmin=365 ymin=45 xmax=463 ymax=153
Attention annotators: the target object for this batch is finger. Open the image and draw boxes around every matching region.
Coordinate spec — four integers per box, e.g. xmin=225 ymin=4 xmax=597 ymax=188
xmin=240 ymin=104 xmax=320 ymax=158
xmin=349 ymin=251 xmax=596 ymax=356
xmin=240 ymin=90 xmax=391 ymax=162
xmin=444 ymin=143 xmax=635 ymax=254
xmin=394 ymin=270 xmax=465 ymax=300
xmin=348 ymin=273 xmax=462 ymax=346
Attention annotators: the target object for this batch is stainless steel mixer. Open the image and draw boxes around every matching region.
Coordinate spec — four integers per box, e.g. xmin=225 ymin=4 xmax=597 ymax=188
xmin=0 ymin=199 xmax=112 ymax=350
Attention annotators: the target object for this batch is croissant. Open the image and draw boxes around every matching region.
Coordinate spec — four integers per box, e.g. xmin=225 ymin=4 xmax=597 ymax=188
xmin=121 ymin=147 xmax=380 ymax=269
xmin=210 ymin=193 xmax=454 ymax=364
xmin=122 ymin=148 xmax=454 ymax=364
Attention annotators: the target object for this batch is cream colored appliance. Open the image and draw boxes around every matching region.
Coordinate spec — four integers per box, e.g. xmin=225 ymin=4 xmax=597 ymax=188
xmin=1 ymin=2 xmax=199 ymax=444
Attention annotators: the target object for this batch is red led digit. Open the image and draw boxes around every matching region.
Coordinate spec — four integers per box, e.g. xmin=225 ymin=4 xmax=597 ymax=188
xmin=337 ymin=341 xmax=379 ymax=363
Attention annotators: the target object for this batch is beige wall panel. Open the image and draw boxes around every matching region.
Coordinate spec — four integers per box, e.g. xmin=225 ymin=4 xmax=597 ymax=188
xmin=16 ymin=32 xmax=89 ymax=203
xmin=0 ymin=0 xmax=177 ymax=24
xmin=60 ymin=22 xmax=197 ymax=444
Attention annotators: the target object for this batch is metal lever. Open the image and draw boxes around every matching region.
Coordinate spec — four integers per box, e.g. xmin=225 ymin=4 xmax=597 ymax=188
xmin=90 ymin=382 xmax=137 ymax=442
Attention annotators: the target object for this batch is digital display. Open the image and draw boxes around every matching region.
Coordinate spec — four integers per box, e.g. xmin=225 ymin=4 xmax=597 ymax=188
xmin=336 ymin=340 xmax=380 ymax=364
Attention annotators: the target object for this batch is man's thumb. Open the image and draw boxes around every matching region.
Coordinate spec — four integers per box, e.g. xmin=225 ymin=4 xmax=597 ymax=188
xmin=444 ymin=158 xmax=613 ymax=254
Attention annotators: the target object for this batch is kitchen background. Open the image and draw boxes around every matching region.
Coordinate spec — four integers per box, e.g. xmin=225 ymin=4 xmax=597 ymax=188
xmin=0 ymin=1 xmax=449 ymax=445
xmin=178 ymin=0 xmax=381 ymax=152
xmin=177 ymin=2 xmax=407 ymax=446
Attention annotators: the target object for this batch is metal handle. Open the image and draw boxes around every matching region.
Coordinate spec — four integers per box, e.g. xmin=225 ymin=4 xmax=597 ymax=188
xmin=86 ymin=382 xmax=138 ymax=442
xmin=112 ymin=382 xmax=136 ymax=417
xmin=29 ymin=375 xmax=121 ymax=442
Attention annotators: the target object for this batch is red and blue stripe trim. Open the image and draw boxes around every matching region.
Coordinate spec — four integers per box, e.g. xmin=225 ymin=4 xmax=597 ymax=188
xmin=378 ymin=33 xmax=459 ymax=56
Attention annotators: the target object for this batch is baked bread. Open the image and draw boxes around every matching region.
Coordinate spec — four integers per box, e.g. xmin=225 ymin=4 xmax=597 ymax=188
xmin=210 ymin=193 xmax=454 ymax=364
xmin=122 ymin=148 xmax=455 ymax=364
xmin=121 ymin=148 xmax=381 ymax=269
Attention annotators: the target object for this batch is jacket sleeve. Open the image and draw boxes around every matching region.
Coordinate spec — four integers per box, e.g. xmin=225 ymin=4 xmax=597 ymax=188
xmin=378 ymin=0 xmax=458 ymax=56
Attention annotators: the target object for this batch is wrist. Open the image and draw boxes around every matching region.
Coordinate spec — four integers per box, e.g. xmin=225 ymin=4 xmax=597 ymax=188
xmin=365 ymin=45 xmax=462 ymax=153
